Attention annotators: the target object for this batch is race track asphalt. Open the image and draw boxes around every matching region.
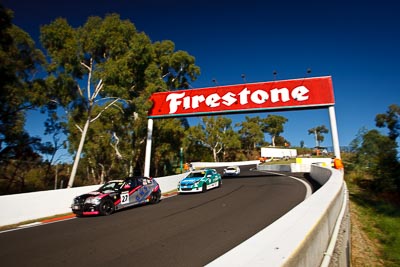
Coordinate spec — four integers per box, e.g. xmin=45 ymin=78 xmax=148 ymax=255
xmin=0 ymin=165 xmax=313 ymax=267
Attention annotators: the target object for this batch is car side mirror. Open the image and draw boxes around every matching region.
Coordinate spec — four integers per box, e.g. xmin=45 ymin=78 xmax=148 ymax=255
xmin=123 ymin=184 xmax=130 ymax=190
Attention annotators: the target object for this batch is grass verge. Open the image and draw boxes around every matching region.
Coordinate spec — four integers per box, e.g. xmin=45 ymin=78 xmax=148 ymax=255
xmin=347 ymin=179 xmax=400 ymax=266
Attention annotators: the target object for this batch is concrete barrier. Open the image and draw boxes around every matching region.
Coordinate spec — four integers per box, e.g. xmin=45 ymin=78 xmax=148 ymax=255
xmin=257 ymin=158 xmax=332 ymax=173
xmin=0 ymin=185 xmax=99 ymax=226
xmin=190 ymin=160 xmax=259 ymax=169
xmin=154 ymin=173 xmax=188 ymax=193
xmin=258 ymin=164 xmax=292 ymax=172
xmin=207 ymin=165 xmax=349 ymax=267
xmin=0 ymin=173 xmax=189 ymax=227
xmin=296 ymin=157 xmax=332 ymax=167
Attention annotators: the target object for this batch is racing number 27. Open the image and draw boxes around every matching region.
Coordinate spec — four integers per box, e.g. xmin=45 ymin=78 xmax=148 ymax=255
xmin=121 ymin=193 xmax=129 ymax=205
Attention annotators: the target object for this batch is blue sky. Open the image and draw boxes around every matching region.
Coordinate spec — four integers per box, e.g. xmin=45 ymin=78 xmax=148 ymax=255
xmin=3 ymin=0 xmax=400 ymax=159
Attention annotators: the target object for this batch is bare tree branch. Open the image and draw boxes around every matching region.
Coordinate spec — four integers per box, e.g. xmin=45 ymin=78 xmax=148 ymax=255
xmin=90 ymin=98 xmax=121 ymax=123
xmin=75 ymin=124 xmax=83 ymax=133
xmin=77 ymin=84 xmax=84 ymax=97
xmin=111 ymin=132 xmax=123 ymax=160
xmin=80 ymin=61 xmax=91 ymax=72
xmin=92 ymin=79 xmax=103 ymax=100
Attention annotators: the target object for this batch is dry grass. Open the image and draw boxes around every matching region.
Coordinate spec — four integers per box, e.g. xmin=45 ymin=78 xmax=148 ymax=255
xmin=350 ymin=200 xmax=385 ymax=266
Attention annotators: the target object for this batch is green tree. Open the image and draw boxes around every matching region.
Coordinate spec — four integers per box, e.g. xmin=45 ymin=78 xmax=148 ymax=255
xmin=375 ymin=104 xmax=400 ymax=141
xmin=0 ymin=5 xmax=47 ymax=194
xmin=350 ymin=129 xmax=400 ymax=193
xmin=221 ymin=123 xmax=242 ymax=162
xmin=73 ymin=105 xmax=124 ymax=185
xmin=274 ymin=135 xmax=290 ymax=147
xmin=0 ymin=134 xmax=44 ymax=194
xmin=187 ymin=116 xmax=240 ymax=162
xmin=40 ymin=14 xmax=200 ymax=186
xmin=152 ymin=119 xmax=185 ymax=177
xmin=182 ymin=127 xmax=213 ymax=163
xmin=0 ymin=5 xmax=45 ymax=161
xmin=308 ymin=125 xmax=329 ymax=147
xmin=348 ymin=127 xmax=369 ymax=173
xmin=263 ymin=115 xmax=288 ymax=147
xmin=236 ymin=116 xmax=265 ymax=151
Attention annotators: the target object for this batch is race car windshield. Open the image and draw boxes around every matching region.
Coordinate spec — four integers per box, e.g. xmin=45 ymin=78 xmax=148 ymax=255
xmin=188 ymin=172 xmax=205 ymax=178
xmin=99 ymin=181 xmax=123 ymax=192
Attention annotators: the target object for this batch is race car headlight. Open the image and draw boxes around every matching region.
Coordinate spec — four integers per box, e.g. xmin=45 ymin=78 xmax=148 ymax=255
xmin=84 ymin=197 xmax=101 ymax=205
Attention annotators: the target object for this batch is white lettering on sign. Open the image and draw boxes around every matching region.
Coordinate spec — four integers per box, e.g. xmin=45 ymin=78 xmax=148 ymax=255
xmin=238 ymin=88 xmax=251 ymax=105
xmin=271 ymin=88 xmax=289 ymax=103
xmin=166 ymin=86 xmax=309 ymax=114
xmin=192 ymin=95 xmax=205 ymax=109
xmin=166 ymin=92 xmax=185 ymax=113
xmin=251 ymin=90 xmax=269 ymax=104
xmin=221 ymin=92 xmax=237 ymax=106
xmin=206 ymin=93 xmax=221 ymax=107
xmin=291 ymin=86 xmax=309 ymax=101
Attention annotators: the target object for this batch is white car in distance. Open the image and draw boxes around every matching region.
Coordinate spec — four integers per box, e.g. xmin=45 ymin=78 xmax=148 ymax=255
xmin=223 ymin=166 xmax=240 ymax=176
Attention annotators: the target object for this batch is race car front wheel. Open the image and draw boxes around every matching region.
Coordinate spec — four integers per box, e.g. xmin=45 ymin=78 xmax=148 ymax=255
xmin=202 ymin=183 xmax=207 ymax=192
xmin=99 ymin=199 xmax=115 ymax=216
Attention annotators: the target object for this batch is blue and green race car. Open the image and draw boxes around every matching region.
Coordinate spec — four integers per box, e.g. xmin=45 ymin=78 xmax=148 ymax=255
xmin=178 ymin=169 xmax=222 ymax=193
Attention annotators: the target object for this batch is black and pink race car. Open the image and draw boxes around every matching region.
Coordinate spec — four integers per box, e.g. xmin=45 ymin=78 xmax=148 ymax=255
xmin=71 ymin=176 xmax=161 ymax=216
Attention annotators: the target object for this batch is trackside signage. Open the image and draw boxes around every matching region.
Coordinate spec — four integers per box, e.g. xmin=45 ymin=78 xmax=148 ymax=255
xmin=148 ymin=76 xmax=334 ymax=118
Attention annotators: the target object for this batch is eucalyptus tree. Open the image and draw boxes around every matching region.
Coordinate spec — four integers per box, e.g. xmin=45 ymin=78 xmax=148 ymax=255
xmin=40 ymin=14 xmax=200 ymax=187
xmin=182 ymin=125 xmax=213 ymax=163
xmin=0 ymin=5 xmax=45 ymax=162
xmin=350 ymin=129 xmax=400 ymax=192
xmin=67 ymin=104 xmax=122 ymax=185
xmin=274 ymin=135 xmax=290 ymax=147
xmin=308 ymin=125 xmax=329 ymax=147
xmin=41 ymin=112 xmax=68 ymax=181
xmin=375 ymin=104 xmax=400 ymax=141
xmin=236 ymin=116 xmax=265 ymax=151
xmin=187 ymin=116 xmax=240 ymax=162
xmin=263 ymin=115 xmax=288 ymax=147
xmin=220 ymin=124 xmax=242 ymax=161
xmin=151 ymin=118 xmax=186 ymax=177
xmin=300 ymin=140 xmax=305 ymax=148
xmin=0 ymin=6 xmax=47 ymax=193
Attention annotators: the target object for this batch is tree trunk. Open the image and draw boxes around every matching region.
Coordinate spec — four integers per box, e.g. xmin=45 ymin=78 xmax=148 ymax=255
xmin=213 ymin=148 xmax=217 ymax=162
xmin=67 ymin=118 xmax=90 ymax=188
xmin=314 ymin=129 xmax=319 ymax=147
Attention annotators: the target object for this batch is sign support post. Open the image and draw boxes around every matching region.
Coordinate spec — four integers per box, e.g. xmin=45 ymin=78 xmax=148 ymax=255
xmin=329 ymin=106 xmax=341 ymax=159
xmin=144 ymin=118 xmax=153 ymax=177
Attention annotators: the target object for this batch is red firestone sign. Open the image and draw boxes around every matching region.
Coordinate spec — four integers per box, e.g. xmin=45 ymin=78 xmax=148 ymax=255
xmin=148 ymin=76 xmax=334 ymax=118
